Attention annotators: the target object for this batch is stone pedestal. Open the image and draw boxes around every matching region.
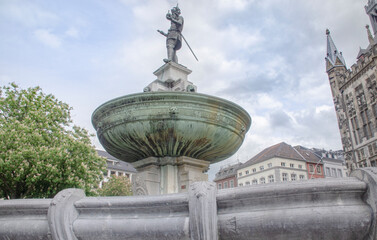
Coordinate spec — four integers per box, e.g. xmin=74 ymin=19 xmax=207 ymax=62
xmin=132 ymin=156 xmax=209 ymax=195
xmin=144 ymin=62 xmax=197 ymax=92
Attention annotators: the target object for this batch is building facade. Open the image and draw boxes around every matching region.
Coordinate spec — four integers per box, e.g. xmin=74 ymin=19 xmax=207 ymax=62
xmin=213 ymin=163 xmax=242 ymax=189
xmin=313 ymin=149 xmax=347 ymax=178
xmin=97 ymin=150 xmax=137 ymax=187
xmin=294 ymin=146 xmax=325 ymax=179
xmin=325 ymin=1 xmax=377 ymax=171
xmin=237 ymin=142 xmax=310 ymax=186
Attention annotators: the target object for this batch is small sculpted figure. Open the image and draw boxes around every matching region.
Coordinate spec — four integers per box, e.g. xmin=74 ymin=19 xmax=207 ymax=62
xmin=158 ymin=6 xmax=184 ymax=63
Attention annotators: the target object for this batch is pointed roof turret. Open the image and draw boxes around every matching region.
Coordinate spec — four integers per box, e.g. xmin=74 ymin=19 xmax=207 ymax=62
xmin=366 ymin=25 xmax=375 ymax=44
xmin=365 ymin=0 xmax=377 ymax=35
xmin=325 ymin=29 xmax=346 ymax=71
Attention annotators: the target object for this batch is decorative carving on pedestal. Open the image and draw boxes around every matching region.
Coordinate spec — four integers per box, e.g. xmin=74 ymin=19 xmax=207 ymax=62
xmin=47 ymin=188 xmax=85 ymax=240
xmin=132 ymin=174 xmax=149 ymax=196
xmin=189 ymin=181 xmax=218 ymax=240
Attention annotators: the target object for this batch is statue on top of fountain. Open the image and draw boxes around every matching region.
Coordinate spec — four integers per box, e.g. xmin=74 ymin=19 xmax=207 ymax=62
xmin=158 ymin=5 xmax=184 ymax=64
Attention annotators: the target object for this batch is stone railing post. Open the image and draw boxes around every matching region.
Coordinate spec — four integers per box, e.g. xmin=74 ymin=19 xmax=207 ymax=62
xmin=351 ymin=167 xmax=377 ymax=240
xmin=188 ymin=181 xmax=218 ymax=240
xmin=47 ymin=188 xmax=85 ymax=240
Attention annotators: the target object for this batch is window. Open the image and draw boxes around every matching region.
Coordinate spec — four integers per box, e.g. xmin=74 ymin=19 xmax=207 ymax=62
xmin=369 ymin=145 xmax=374 ymax=156
xmin=268 ymin=163 xmax=272 ymax=168
xmin=268 ymin=175 xmax=274 ymax=183
xmin=282 ymin=173 xmax=288 ymax=182
xmin=337 ymin=169 xmax=343 ymax=178
xmin=331 ymin=168 xmax=337 ymax=177
xmin=326 ymin=167 xmax=330 ymax=176
xmin=245 ymin=170 xmax=250 ymax=175
xmin=252 ymin=179 xmax=258 ymax=185
xmin=281 ymin=162 xmax=286 ymax=167
xmin=104 ymin=171 xmax=109 ymax=177
xmin=118 ymin=172 xmax=123 ymax=176
xmin=260 ymin=177 xmax=266 ymax=184
xmin=111 ymin=171 xmax=116 ymax=175
xmin=230 ymin=180 xmax=234 ymax=188
xmin=316 ymin=166 xmax=321 ymax=174
xmin=245 ymin=181 xmax=250 ymax=185
xmin=291 ymin=174 xmax=297 ymax=181
xmin=239 ymin=172 xmax=242 ymax=177
xmin=299 ymin=175 xmax=305 ymax=180
xmin=361 ymin=148 xmax=365 ymax=159
xmin=239 ymin=183 xmax=243 ymax=187
xmin=224 ymin=182 xmax=228 ymax=189
xmin=298 ymin=164 xmax=303 ymax=169
xmin=260 ymin=166 xmax=264 ymax=170
xmin=309 ymin=165 xmax=314 ymax=173
xmin=290 ymin=163 xmax=294 ymax=168
xmin=218 ymin=183 xmax=222 ymax=189
xmin=252 ymin=168 xmax=256 ymax=173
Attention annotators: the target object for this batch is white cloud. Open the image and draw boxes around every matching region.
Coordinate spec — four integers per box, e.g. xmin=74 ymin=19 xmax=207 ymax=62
xmin=65 ymin=27 xmax=79 ymax=38
xmin=0 ymin=1 xmax=58 ymax=27
xmin=34 ymin=29 xmax=62 ymax=48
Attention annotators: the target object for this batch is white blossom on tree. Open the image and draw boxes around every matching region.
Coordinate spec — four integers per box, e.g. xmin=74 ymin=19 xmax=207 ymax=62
xmin=0 ymin=83 xmax=106 ymax=199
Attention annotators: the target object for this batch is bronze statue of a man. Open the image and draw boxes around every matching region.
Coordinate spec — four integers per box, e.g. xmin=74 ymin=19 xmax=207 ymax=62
xmin=158 ymin=6 xmax=184 ymax=63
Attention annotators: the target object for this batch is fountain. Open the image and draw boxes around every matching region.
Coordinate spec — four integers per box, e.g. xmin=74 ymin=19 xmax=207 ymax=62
xmin=92 ymin=6 xmax=251 ymax=195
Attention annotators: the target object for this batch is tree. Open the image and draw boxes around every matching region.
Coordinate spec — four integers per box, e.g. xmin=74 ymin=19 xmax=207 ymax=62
xmin=0 ymin=83 xmax=107 ymax=199
xmin=99 ymin=176 xmax=133 ymax=196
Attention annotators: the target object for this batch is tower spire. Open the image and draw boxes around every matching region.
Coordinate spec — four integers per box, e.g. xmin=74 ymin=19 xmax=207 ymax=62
xmin=365 ymin=0 xmax=377 ymax=35
xmin=366 ymin=24 xmax=374 ymax=44
xmin=325 ymin=29 xmax=346 ymax=72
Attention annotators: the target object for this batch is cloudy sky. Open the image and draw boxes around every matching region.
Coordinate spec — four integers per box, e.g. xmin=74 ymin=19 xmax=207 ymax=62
xmin=0 ymin=0 xmax=371 ymax=179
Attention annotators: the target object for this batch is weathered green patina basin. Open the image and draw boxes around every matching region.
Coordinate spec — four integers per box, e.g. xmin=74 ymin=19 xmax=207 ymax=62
xmin=92 ymin=92 xmax=251 ymax=163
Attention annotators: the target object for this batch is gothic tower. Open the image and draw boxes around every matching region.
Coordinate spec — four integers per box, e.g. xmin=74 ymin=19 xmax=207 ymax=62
xmin=326 ymin=1 xmax=377 ymax=172
xmin=325 ymin=30 xmax=353 ymax=170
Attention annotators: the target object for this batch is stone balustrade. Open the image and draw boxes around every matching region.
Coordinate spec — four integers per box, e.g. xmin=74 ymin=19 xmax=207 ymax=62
xmin=1 ymin=168 xmax=377 ymax=240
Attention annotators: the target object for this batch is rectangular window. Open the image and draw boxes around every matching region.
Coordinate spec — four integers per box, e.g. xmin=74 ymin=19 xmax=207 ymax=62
xmin=230 ymin=180 xmax=234 ymax=188
xmin=268 ymin=175 xmax=274 ymax=183
xmin=224 ymin=182 xmax=228 ymax=189
xmin=245 ymin=170 xmax=250 ymax=175
xmin=326 ymin=167 xmax=331 ymax=176
xmin=252 ymin=179 xmax=258 ymax=185
xmin=260 ymin=178 xmax=266 ymax=184
xmin=290 ymin=163 xmax=294 ymax=168
xmin=268 ymin=163 xmax=272 ymax=168
xmin=245 ymin=181 xmax=250 ymax=185
xmin=337 ymin=169 xmax=343 ymax=178
xmin=332 ymin=168 xmax=337 ymax=177
xmin=239 ymin=183 xmax=243 ymax=187
xmin=281 ymin=162 xmax=286 ymax=167
xmin=111 ymin=171 xmax=116 ymax=175
xmin=118 ymin=172 xmax=122 ymax=176
xmin=373 ymin=103 xmax=377 ymax=118
xmin=299 ymin=175 xmax=305 ymax=180
xmin=218 ymin=183 xmax=222 ymax=189
xmin=361 ymin=148 xmax=365 ymax=159
xmin=316 ymin=166 xmax=321 ymax=174
xmin=298 ymin=164 xmax=302 ymax=169
xmin=309 ymin=165 xmax=314 ymax=173
xmin=260 ymin=166 xmax=264 ymax=170
xmin=239 ymin=172 xmax=242 ymax=177
xmin=252 ymin=168 xmax=256 ymax=173
xmin=291 ymin=174 xmax=297 ymax=181
xmin=282 ymin=173 xmax=288 ymax=182
xmin=369 ymin=145 xmax=374 ymax=156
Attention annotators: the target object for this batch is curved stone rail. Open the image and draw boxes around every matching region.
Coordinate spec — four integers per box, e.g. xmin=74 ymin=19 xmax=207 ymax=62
xmin=1 ymin=168 xmax=376 ymax=240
